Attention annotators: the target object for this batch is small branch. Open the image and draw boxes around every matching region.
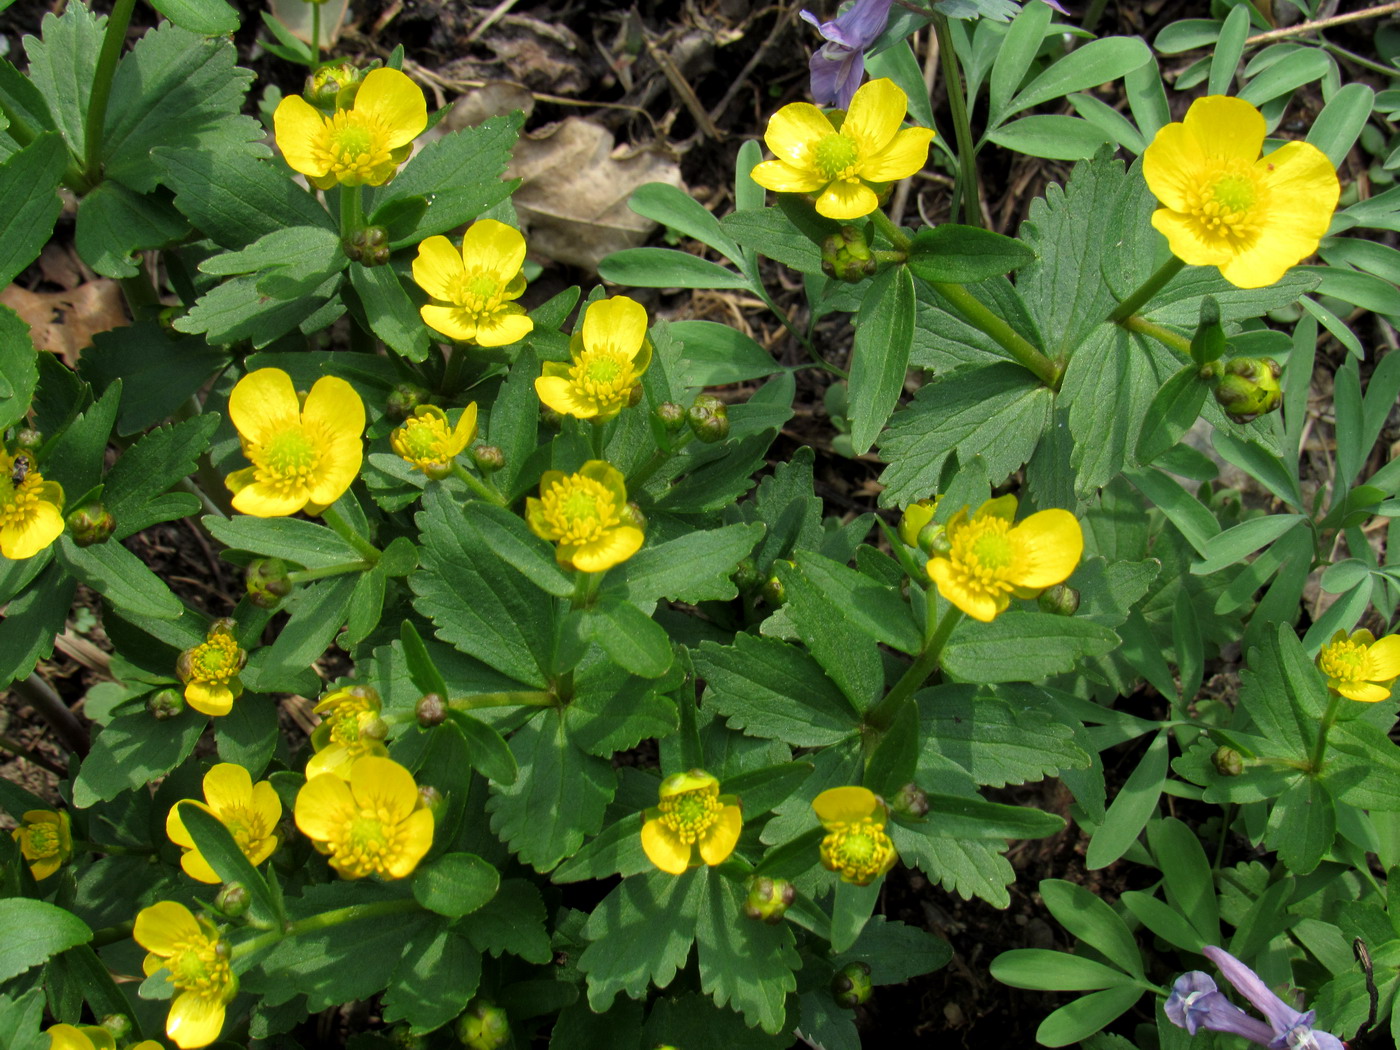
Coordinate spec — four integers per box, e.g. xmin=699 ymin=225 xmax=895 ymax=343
xmin=0 ymin=732 xmax=66 ymax=775
xmin=9 ymin=674 xmax=89 ymax=757
xmin=1246 ymin=2 xmax=1400 ymax=45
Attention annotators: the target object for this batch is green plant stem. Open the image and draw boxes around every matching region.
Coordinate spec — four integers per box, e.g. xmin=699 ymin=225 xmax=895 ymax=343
xmin=1309 ymin=691 xmax=1344 ymax=773
xmin=91 ymin=921 xmax=134 ymax=948
xmin=1118 ymin=314 xmax=1193 ymax=362
xmin=1108 ymin=256 xmax=1185 ymax=323
xmin=868 ymin=209 xmax=911 ymax=252
xmin=311 ymin=2 xmax=321 ymax=65
xmin=628 ymin=429 xmax=696 ymax=489
xmin=339 ymin=184 xmax=365 ymax=242
xmin=83 ymin=0 xmax=138 ymax=183
xmin=320 ymin=504 xmax=381 ymax=562
xmin=286 ymin=560 xmax=376 ymax=584
xmin=588 ymin=419 xmax=607 ymax=459
xmin=440 ymin=343 xmax=468 ymax=394
xmin=864 ymin=596 xmax=963 ymax=733
xmin=446 ymin=690 xmax=557 ymax=711
xmin=933 ymin=13 xmax=982 ymax=227
xmin=934 ymin=279 xmax=1060 ymax=387
xmin=233 ymin=897 xmax=422 ymax=960
xmin=119 ymin=269 xmax=161 ymax=323
xmin=449 ymin=462 xmax=508 ymax=506
xmin=570 ymin=569 xmax=604 ymax=611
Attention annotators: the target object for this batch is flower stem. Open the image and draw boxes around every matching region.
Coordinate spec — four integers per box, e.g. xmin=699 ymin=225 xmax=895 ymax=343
xmin=864 ymin=595 xmax=963 ymax=733
xmin=286 ymin=560 xmax=376 ymax=584
xmin=933 ymin=13 xmax=982 ymax=228
xmin=570 ymin=569 xmax=604 ymax=611
xmin=1309 ymin=691 xmax=1343 ymax=774
xmin=450 ymin=462 xmax=508 ymax=506
xmin=1108 ymin=256 xmax=1186 ymax=323
xmin=339 ymin=184 xmax=365 ymax=243
xmin=83 ymin=0 xmax=137 ymax=184
xmin=320 ymin=504 xmax=381 ymax=562
xmin=310 ymin=2 xmax=321 ymax=65
xmin=233 ymin=897 xmax=422 ymax=960
xmin=931 ymin=279 xmax=1061 ymax=388
xmin=447 ymin=690 xmax=557 ymax=711
xmin=1118 ymin=313 xmax=1193 ymax=362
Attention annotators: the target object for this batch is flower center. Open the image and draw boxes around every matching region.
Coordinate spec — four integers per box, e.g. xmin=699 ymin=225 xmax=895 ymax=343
xmin=658 ymin=786 xmax=722 ymax=844
xmin=813 ymin=132 xmax=860 ymax=180
xmin=168 ymin=938 xmax=233 ymax=1000
xmin=952 ymin=516 xmax=1017 ymax=584
xmin=566 ymin=347 xmax=638 ymax=414
xmin=1319 ymin=641 xmax=1365 ymax=682
xmin=540 ymin=476 xmax=620 ymax=545
xmin=248 ymin=424 xmax=326 ymax=498
xmin=322 ymin=110 xmax=394 ymax=182
xmin=218 ymin=803 xmax=272 ymax=854
xmin=448 ymin=271 xmax=505 ymax=315
xmin=970 ymin=530 xmax=1013 ymax=570
xmin=27 ymin=824 xmax=59 ymax=858
xmin=1185 ymin=166 xmax=1263 ymax=244
xmin=192 ymin=635 xmax=242 ymax=684
xmin=0 ymin=461 xmax=49 ymax=527
xmin=329 ymin=807 xmax=413 ymax=878
xmin=820 ymin=818 xmax=894 ymax=882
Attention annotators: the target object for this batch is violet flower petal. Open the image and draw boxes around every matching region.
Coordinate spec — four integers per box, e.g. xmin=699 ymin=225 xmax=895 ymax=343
xmin=801 ymin=0 xmax=894 ymax=107
xmin=1203 ymin=945 xmax=1309 ymax=1036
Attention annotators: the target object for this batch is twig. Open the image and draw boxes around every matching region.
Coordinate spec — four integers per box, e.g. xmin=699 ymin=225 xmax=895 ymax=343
xmin=646 ymin=38 xmax=722 ymax=140
xmin=708 ymin=4 xmax=794 ymax=128
xmin=0 ymin=732 xmax=66 ymax=775
xmin=9 ymin=674 xmax=89 ymax=757
xmin=465 ymin=0 xmax=520 ymax=45
xmin=1245 ymin=2 xmax=1400 ymax=45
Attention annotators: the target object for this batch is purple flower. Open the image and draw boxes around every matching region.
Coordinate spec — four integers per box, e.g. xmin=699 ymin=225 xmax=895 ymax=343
xmin=1165 ymin=947 xmax=1345 ymax=1050
xmin=800 ymin=0 xmax=894 ymax=109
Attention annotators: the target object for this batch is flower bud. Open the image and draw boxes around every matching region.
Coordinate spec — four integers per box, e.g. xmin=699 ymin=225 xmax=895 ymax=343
xmin=365 ymin=244 xmax=391 ymax=267
xmin=215 ymin=881 xmax=251 ymax=918
xmin=456 ymin=999 xmax=510 ymax=1050
xmin=1213 ymin=357 xmax=1282 ymax=424
xmin=920 ymin=521 xmax=951 ymax=558
xmin=305 ymin=60 xmax=362 ymax=109
xmin=13 ymin=427 xmax=42 ymax=453
xmin=386 ymin=383 xmax=431 ymax=422
xmin=898 ymin=498 xmax=938 ymax=549
xmin=389 ymin=1026 xmax=426 ymax=1050
xmin=743 ymin=876 xmax=795 ymax=923
xmin=732 ymin=557 xmax=760 ymax=592
xmin=98 ymin=1014 xmax=133 ymax=1042
xmin=761 ymin=562 xmax=792 ymax=607
xmin=890 ymin=782 xmax=929 ymax=819
xmin=1212 ymin=746 xmax=1244 ymax=777
xmin=822 ymin=225 xmax=877 ymax=282
xmin=147 ymin=687 xmax=185 ymax=720
xmin=832 ymin=961 xmax=873 ymax=1008
xmin=1037 ymin=584 xmax=1080 ymax=617
xmin=655 ymin=400 xmax=687 ymax=433
xmin=470 ymin=444 xmax=505 ymax=473
xmin=541 ymin=406 xmax=564 ymax=429
xmin=66 ymin=502 xmax=115 ymax=546
xmin=246 ymin=557 xmax=293 ymax=610
xmin=688 ymin=394 xmax=729 ymax=443
xmin=627 ymin=384 xmax=644 ymax=408
xmin=416 ymin=692 xmax=447 ymax=727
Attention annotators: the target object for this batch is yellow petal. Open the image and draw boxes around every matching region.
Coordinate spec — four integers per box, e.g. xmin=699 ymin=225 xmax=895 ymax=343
xmin=167 ymin=991 xmax=226 ymax=1050
xmin=273 ymin=95 xmax=330 ymax=178
xmin=1150 ymin=208 xmax=1234 ymax=269
xmin=46 ymin=1024 xmax=106 ymax=1050
xmin=349 ymin=756 xmax=420 ymax=823
xmin=976 ymin=494 xmax=1019 ymax=523
xmin=412 ymin=235 xmax=466 ymax=301
xmin=305 ymin=744 xmax=354 ymax=781
xmin=525 ymin=496 xmax=552 ymax=539
xmin=582 ymin=296 xmax=648 ymax=358
xmin=641 ymin=818 xmax=691 ymax=874
xmin=449 ymin=402 xmax=479 ymax=455
xmin=184 ymin=681 xmax=235 ymax=717
xmin=384 ymin=808 xmax=435 ymax=878
xmin=1010 ymin=509 xmax=1083 ymax=589
xmin=1338 ymin=680 xmax=1393 ymax=704
xmin=1183 ymin=95 xmax=1266 ymax=167
xmin=1217 ymin=234 xmax=1304 ymax=289
xmin=352 ymin=68 xmax=428 ymax=150
xmin=750 ymin=158 xmax=827 ymax=194
xmin=842 ymin=78 xmax=907 ymax=155
xmin=179 ymin=850 xmax=221 ymax=885
xmin=1365 ymin=635 xmax=1400 ymax=682
xmin=134 ymin=901 xmax=202 ymax=956
xmin=0 ymin=500 xmax=64 ymax=559
xmin=165 ymin=799 xmax=208 ymax=850
xmin=231 ymin=482 xmax=307 ymax=518
xmin=229 ymin=368 xmax=300 ymax=446
xmin=294 ymin=772 xmax=356 ymax=841
xmin=571 ymin=526 xmax=644 ymax=573
xmin=860 ymin=125 xmax=934 ymax=183
xmin=763 ymin=102 xmax=835 ymax=165
xmin=815 ymin=179 xmax=879 ymax=221
xmin=301 ymin=376 xmax=365 ymax=507
xmin=813 ymin=786 xmax=880 ymax=825
xmin=473 ymin=308 xmax=534 ymax=347
xmin=579 ymin=459 xmax=628 ymax=502
xmin=203 ymin=763 xmax=253 ymax=814
xmin=698 ymin=805 xmax=743 ymax=865
xmin=460 ymin=218 xmax=527 ymax=282
xmin=1142 ymin=119 xmax=1211 ymax=213
xmin=252 ymin=780 xmax=283 ymax=829
xmin=927 ymin=557 xmax=1003 ymax=623
xmin=1259 ymin=140 xmax=1340 ymax=235
xmin=535 ymin=375 xmax=593 ymax=418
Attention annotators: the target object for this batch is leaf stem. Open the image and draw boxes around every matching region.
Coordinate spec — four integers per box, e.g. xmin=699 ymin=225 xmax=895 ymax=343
xmin=864 ymin=594 xmax=962 ymax=733
xmin=83 ymin=0 xmax=137 ymax=184
xmin=339 ymin=184 xmax=365 ymax=242
xmin=1108 ymin=256 xmax=1185 ymax=323
xmin=447 ymin=690 xmax=556 ymax=710
xmin=628 ymin=429 xmax=695 ymax=489
xmin=286 ymin=560 xmax=376 ymax=584
xmin=311 ymin=2 xmax=321 ymax=65
xmin=449 ymin=462 xmax=508 ymax=506
xmin=232 ymin=897 xmax=423 ymax=960
xmin=930 ymin=278 xmax=1060 ymax=388
xmin=1117 ymin=313 xmax=1193 ymax=362
xmin=933 ymin=13 xmax=982 ymax=227
xmin=320 ymin=504 xmax=381 ymax=562
xmin=1309 ymin=691 xmax=1343 ymax=774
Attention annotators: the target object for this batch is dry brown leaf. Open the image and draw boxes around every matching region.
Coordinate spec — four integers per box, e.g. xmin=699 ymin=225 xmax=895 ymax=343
xmin=0 ymin=280 xmax=128 ymax=366
xmin=508 ymin=117 xmax=684 ymax=272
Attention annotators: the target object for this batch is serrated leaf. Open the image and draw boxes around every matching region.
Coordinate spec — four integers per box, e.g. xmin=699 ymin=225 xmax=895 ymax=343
xmin=74 ymin=181 xmax=189 ymax=278
xmin=56 ymin=536 xmax=182 ymax=619
xmin=832 ymin=915 xmax=952 ymax=985
xmin=1237 ymin=623 xmax=1329 ymax=759
xmin=73 ymin=706 xmax=205 ymax=807
xmin=568 ymin=673 xmax=677 ymax=757
xmin=464 ymin=503 xmax=574 ymax=597
xmin=615 ymin=522 xmax=764 ymax=605
xmin=907 ymin=224 xmax=1036 ymax=283
xmin=0 ymin=306 xmax=37 ymax=433
xmin=0 ymin=134 xmax=71 ymax=288
xmin=174 ymin=271 xmax=343 ymax=348
xmin=918 ymin=686 xmax=1089 ymax=787
xmin=941 ymin=612 xmax=1119 ymax=683
xmin=889 ymin=822 xmax=1014 ymax=907
xmin=381 ymin=927 xmax=480 ymax=1034
xmin=696 ymin=869 xmax=799 ymax=1032
xmin=464 ymin=878 xmax=553 ymax=963
xmin=0 ymin=900 xmax=91 ymax=983
xmin=0 ymin=563 xmax=76 ymax=688
xmin=24 ymin=3 xmax=103 ymax=158
xmin=146 ymin=0 xmax=240 ymax=35
xmin=412 ymin=853 xmax=500 ymax=917
xmin=775 ymin=560 xmax=884 ymax=710
xmin=579 ymin=869 xmax=702 ymax=1010
xmin=849 ymin=264 xmax=915 ymax=455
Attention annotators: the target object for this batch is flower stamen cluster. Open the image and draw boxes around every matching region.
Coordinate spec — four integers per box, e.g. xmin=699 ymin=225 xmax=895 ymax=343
xmin=307 ymin=685 xmax=390 ymax=778
xmin=813 ymin=786 xmax=897 ymax=886
xmin=12 ymin=809 xmax=72 ymax=880
xmin=390 ymin=403 xmax=478 ymax=480
xmin=535 ymin=296 xmax=651 ymax=421
xmin=176 ymin=619 xmax=247 ymax=718
xmin=641 ymin=770 xmax=742 ymax=874
xmin=525 ymin=460 xmax=644 ymax=573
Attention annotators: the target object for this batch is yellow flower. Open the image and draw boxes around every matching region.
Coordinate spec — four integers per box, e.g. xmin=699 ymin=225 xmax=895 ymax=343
xmin=1142 ymin=95 xmax=1339 ymax=289
xmin=12 ymin=809 xmax=72 ymax=880
xmin=225 ymin=367 xmax=366 ymax=518
xmin=273 ymin=67 xmax=427 ymax=189
xmin=897 ymin=496 xmax=939 ymax=549
xmin=134 ymin=901 xmax=237 ymax=1050
xmin=525 ymin=460 xmax=644 ymax=573
xmin=166 ymin=763 xmax=282 ymax=884
xmin=306 ymin=685 xmax=389 ymax=779
xmin=46 ymin=1024 xmax=163 ymax=1050
xmin=750 ymin=78 xmax=934 ymax=221
xmin=926 ymin=495 xmax=1083 ymax=623
xmin=176 ymin=620 xmax=247 ymax=718
xmin=412 ymin=219 xmax=534 ymax=346
xmin=294 ymin=755 xmax=434 ymax=879
xmin=0 ymin=448 xmax=64 ymax=560
xmin=389 ymin=403 xmax=477 ymax=480
xmin=813 ymin=786 xmax=897 ymax=886
xmin=534 ymin=296 xmax=652 ymax=421
xmin=640 ymin=769 xmax=742 ymax=875
xmin=1317 ymin=629 xmax=1400 ymax=703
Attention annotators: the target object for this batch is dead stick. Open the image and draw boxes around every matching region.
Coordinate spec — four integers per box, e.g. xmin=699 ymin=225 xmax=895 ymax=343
xmin=1246 ymin=2 xmax=1400 ymax=45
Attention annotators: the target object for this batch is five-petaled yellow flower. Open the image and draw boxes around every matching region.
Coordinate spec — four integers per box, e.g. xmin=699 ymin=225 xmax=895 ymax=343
xmin=46 ymin=1023 xmax=162 ymax=1050
xmin=176 ymin=619 xmax=247 ymax=718
xmin=225 ymin=367 xmax=366 ymax=518
xmin=1317 ymin=629 xmax=1400 ymax=704
xmin=295 ymin=755 xmax=434 ymax=880
xmin=525 ymin=460 xmax=644 ymax=573
xmin=813 ymin=786 xmax=897 ymax=886
xmin=1142 ymin=95 xmax=1339 ymax=289
xmin=413 ymin=219 xmax=535 ymax=346
xmin=751 ymin=77 xmax=934 ymax=220
xmin=535 ymin=296 xmax=652 ymax=421
xmin=166 ymin=763 xmax=282 ymax=884
xmin=0 ymin=448 xmax=64 ymax=560
xmin=306 ymin=685 xmax=389 ymax=779
xmin=390 ymin=403 xmax=477 ymax=480
xmin=273 ymin=67 xmax=427 ymax=189
xmin=134 ymin=901 xmax=237 ymax=1049
xmin=641 ymin=769 xmax=742 ymax=875
xmin=12 ymin=808 xmax=72 ymax=880
xmin=926 ymin=495 xmax=1082 ymax=623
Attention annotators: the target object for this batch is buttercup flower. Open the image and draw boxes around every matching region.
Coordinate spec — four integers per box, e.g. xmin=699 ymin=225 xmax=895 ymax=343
xmin=306 ymin=685 xmax=389 ymax=779
xmin=166 ymin=763 xmax=282 ymax=883
xmin=176 ymin=620 xmax=247 ymax=718
xmin=926 ymin=495 xmax=1083 ymax=623
xmin=294 ymin=755 xmax=434 ymax=879
xmin=46 ymin=1024 xmax=162 ymax=1050
xmin=274 ymin=66 xmax=427 ymax=189
xmin=134 ymin=901 xmax=237 ymax=1049
xmin=225 ymin=368 xmax=366 ymax=517
xmin=525 ymin=460 xmax=645 ymax=572
xmin=0 ymin=448 xmax=64 ymax=560
xmin=1317 ymin=629 xmax=1400 ymax=703
xmin=12 ymin=809 xmax=72 ymax=880
xmin=640 ymin=770 xmax=742 ymax=875
xmin=801 ymin=0 xmax=893 ymax=109
xmin=813 ymin=786 xmax=897 ymax=886
xmin=1143 ymin=95 xmax=1339 ymax=289
xmin=413 ymin=219 xmax=534 ymax=346
xmin=535 ymin=296 xmax=652 ymax=422
xmin=390 ymin=403 xmax=478 ymax=480
xmin=751 ymin=77 xmax=934 ymax=220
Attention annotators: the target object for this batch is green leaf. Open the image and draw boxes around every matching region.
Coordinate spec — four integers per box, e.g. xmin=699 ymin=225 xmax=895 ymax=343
xmin=941 ymin=612 xmax=1119 ymax=683
xmin=146 ymin=0 xmax=240 ymax=34
xmin=74 ymin=181 xmax=188 ymax=278
xmin=204 ymin=514 xmax=362 ymax=569
xmin=1238 ymin=46 xmax=1331 ymax=106
xmin=0 ymin=988 xmax=55 ymax=1050
xmin=0 ymin=563 xmax=76 ymax=688
xmin=349 ymin=264 xmax=431 ymax=361
xmin=215 ymin=693 xmax=279 ymax=773
xmin=1146 ymin=817 xmax=1221 ymax=945
xmin=669 ymin=320 xmax=781 ymax=385
xmin=246 ymin=575 xmax=356 ymax=691
xmin=1125 ymin=467 xmax=1220 ymax=556
xmin=176 ymin=802 xmax=281 ymax=926
xmin=695 ymin=869 xmax=799 ymax=1033
xmin=0 ymin=900 xmax=91 ymax=983
xmin=889 ymin=821 xmax=1014 ymax=906
xmin=720 ymin=762 xmax=813 ymax=818
xmin=1040 ymin=879 xmax=1142 ymax=975
xmin=1136 ymin=365 xmax=1209 ymax=464
xmin=344 ymin=565 xmax=387 ymax=646
xmin=412 ymin=852 xmax=500 ymax=917
xmin=0 ymin=306 xmax=37 ymax=433
xmin=1307 ymin=84 xmax=1376 ymax=169
xmin=552 ymin=817 xmax=651 ymax=884
xmin=465 ymin=878 xmax=552 ymax=963
xmin=568 ymin=673 xmax=677 ymax=757
xmin=907 ymin=225 xmax=1036 ymax=284
xmin=777 ymin=560 xmax=884 ymax=710
xmin=1236 ymin=623 xmax=1329 ymax=758
xmin=1085 ymin=730 xmax=1168 ymax=870
xmin=1005 ymin=36 xmax=1151 ymax=117
xmin=80 ymin=325 xmax=227 ymax=436
xmin=794 ymin=550 xmax=921 ymax=655
xmin=1119 ymin=890 xmax=1205 ymax=953
xmin=988 ymin=0 xmax=1053 ymax=125
xmin=381 ymin=928 xmax=480 ymax=1034
xmin=447 ymin=712 xmax=518 ymax=786
xmin=1192 ymin=514 xmax=1305 ymax=576
xmin=695 ymin=634 xmax=859 ymax=747
xmin=720 ymin=208 xmax=823 ymax=274
xmin=598 ymin=247 xmax=751 ymax=290
xmin=919 ymin=687 xmax=1089 ymax=787
xmin=56 ymin=536 xmax=182 ymax=619
xmin=73 ymin=705 xmax=205 ymax=807
xmin=615 ymin=522 xmax=764 ymax=605
xmin=848 ymin=264 xmax=915 ymax=455
xmin=579 ymin=869 xmax=702 ymax=1011
xmin=24 ymin=3 xmax=102 ymax=157
xmin=174 ymin=272 xmax=344 ymax=348
xmin=990 ymin=948 xmax=1138 ymax=991
xmin=0 ymin=133 xmax=67 ymax=288
xmin=865 ymin=701 xmax=920 ymax=797
xmin=1036 ymin=986 xmax=1145 ymax=1048
xmin=1208 ymin=6 xmax=1250 ymax=95
xmin=918 ymin=794 xmax=1065 ymax=840
xmin=630 ymin=182 xmax=741 ymax=262
xmin=988 ymin=114 xmax=1112 ymax=160
xmin=577 ymin=597 xmax=673 ymax=678
xmin=833 ymin=915 xmax=952 ymax=985
xmin=464 ymin=504 xmax=574 ymax=597
xmin=367 ymin=112 xmax=522 ymax=213
xmin=202 ymin=225 xmax=344 ymax=295
xmin=1266 ymin=776 xmax=1334 ymax=875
